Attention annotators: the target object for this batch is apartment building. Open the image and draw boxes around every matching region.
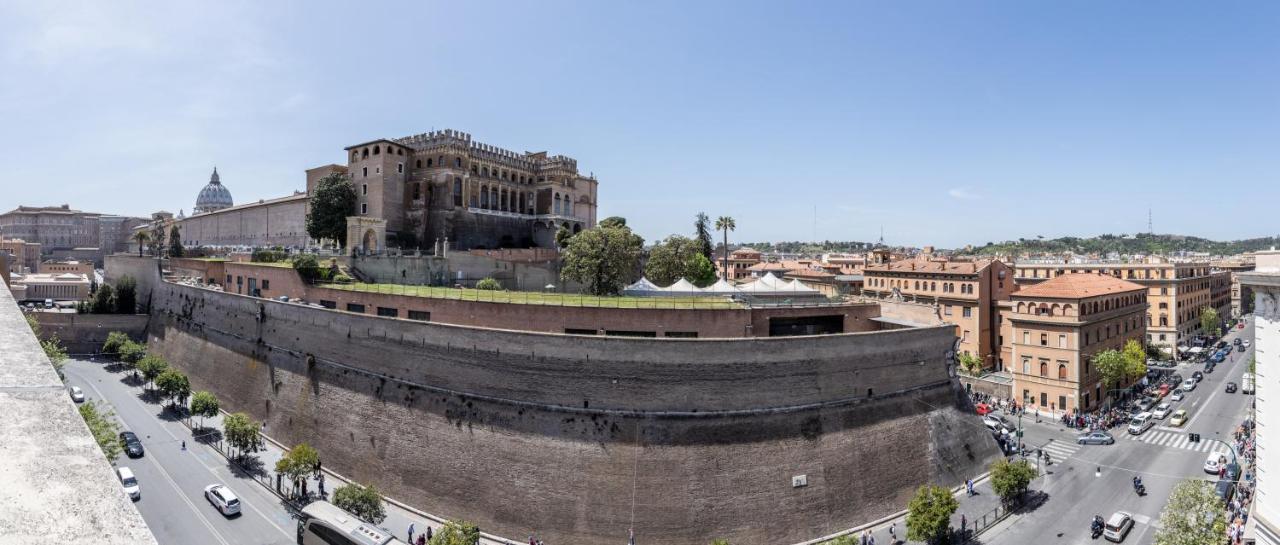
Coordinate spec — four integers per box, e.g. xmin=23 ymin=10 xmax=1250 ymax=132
xmin=863 ymin=258 xmax=1016 ymax=368
xmin=1005 ymin=273 xmax=1147 ymax=415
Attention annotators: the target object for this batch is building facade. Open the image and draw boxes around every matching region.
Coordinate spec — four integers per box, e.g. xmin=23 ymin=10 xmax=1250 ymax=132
xmin=38 ymin=260 xmax=94 ymax=277
xmin=1238 ymin=251 xmax=1280 ymax=545
xmin=0 ymin=237 xmax=42 ymax=273
xmin=1005 ymin=273 xmax=1147 ymax=415
xmin=343 ymin=129 xmax=599 ymax=250
xmin=1015 ymin=258 xmax=1233 ymax=351
xmin=177 ymin=193 xmax=310 ymax=249
xmin=1215 ymin=259 xmax=1257 ymax=318
xmin=9 ymin=272 xmax=91 ymax=302
xmin=862 ymin=259 xmax=1016 ymax=368
xmin=0 ymin=206 xmax=145 ymax=263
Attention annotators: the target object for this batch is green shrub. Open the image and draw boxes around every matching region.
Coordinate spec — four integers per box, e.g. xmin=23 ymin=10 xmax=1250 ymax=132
xmin=292 ymin=254 xmax=321 ymax=282
xmin=475 ymin=278 xmax=503 ymax=291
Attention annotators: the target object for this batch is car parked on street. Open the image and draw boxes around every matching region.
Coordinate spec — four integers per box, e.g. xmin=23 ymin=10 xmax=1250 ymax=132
xmin=1170 ymin=388 xmax=1185 ymax=401
xmin=1226 ymin=382 xmax=1238 ymax=393
xmin=1104 ymin=511 xmax=1134 ymax=542
xmin=1235 ymin=338 xmax=1243 ymax=346
xmin=1170 ymin=409 xmax=1189 ymax=427
xmin=119 ymin=431 xmax=144 ymax=458
xmin=975 ymin=403 xmax=993 ymax=416
xmin=1205 ymin=452 xmax=1226 ymax=474
xmin=1077 ymin=431 xmax=1115 ymax=445
xmin=204 ymin=484 xmax=241 ymax=516
xmin=1152 ymin=403 xmax=1172 ymax=419
xmin=1192 ymin=371 xmax=1204 ymax=382
xmin=116 ymin=467 xmax=140 ymax=501
xmin=1136 ymin=397 xmax=1157 ymax=412
xmin=68 ymin=386 xmax=84 ymax=403
xmin=1238 ymin=344 xmax=1247 ymax=352
xmin=983 ymin=414 xmax=1013 ymax=435
xmin=1243 ymin=340 xmax=1252 ymax=348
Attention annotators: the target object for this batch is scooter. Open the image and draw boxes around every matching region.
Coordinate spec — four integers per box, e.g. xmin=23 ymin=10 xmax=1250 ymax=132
xmin=1091 ymin=515 xmax=1104 ymax=539
xmin=1133 ymin=478 xmax=1146 ymax=496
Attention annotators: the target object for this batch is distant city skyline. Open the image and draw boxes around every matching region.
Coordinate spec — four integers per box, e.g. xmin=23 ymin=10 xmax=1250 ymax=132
xmin=1 ymin=1 xmax=1276 ymax=247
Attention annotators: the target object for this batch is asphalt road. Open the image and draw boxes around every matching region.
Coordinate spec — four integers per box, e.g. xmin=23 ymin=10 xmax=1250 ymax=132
xmin=983 ymin=319 xmax=1255 ymax=545
xmin=64 ymin=358 xmax=300 ymax=545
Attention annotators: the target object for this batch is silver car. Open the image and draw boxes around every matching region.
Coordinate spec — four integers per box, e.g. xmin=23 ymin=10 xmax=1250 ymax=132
xmin=1077 ymin=431 xmax=1115 ymax=445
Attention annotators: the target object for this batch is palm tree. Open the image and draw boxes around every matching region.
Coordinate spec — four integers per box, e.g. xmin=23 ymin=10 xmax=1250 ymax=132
xmin=133 ymin=231 xmax=150 ymax=257
xmin=715 ymin=216 xmax=736 ymax=280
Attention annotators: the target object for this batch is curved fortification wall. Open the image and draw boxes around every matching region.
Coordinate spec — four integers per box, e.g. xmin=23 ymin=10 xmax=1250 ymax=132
xmin=147 ymin=282 xmax=1002 ymax=545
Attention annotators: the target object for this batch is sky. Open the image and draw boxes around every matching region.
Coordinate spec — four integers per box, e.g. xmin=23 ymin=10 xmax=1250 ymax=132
xmin=1 ymin=1 xmax=1276 ymax=248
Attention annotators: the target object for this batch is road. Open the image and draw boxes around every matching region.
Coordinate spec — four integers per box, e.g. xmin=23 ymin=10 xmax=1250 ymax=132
xmin=65 ymin=358 xmax=300 ymax=545
xmin=983 ymin=318 xmax=1254 ymax=545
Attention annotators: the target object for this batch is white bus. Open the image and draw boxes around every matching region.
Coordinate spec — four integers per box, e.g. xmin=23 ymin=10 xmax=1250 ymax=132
xmin=297 ymin=501 xmax=407 ymax=545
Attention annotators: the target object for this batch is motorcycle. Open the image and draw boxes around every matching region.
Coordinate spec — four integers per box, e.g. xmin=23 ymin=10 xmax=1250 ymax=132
xmin=1091 ymin=515 xmax=1104 ymax=539
xmin=1133 ymin=478 xmax=1146 ymax=496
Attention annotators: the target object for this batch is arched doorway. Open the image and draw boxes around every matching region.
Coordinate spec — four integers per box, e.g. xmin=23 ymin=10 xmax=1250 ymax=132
xmin=363 ymin=229 xmax=379 ymax=254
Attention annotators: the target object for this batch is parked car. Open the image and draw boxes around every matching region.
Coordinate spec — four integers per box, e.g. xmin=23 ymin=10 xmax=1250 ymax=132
xmin=1244 ymin=340 xmax=1252 ymax=348
xmin=116 ymin=467 xmax=140 ymax=501
xmin=1181 ymin=379 xmax=1197 ymax=391
xmin=204 ymin=484 xmax=241 ymax=516
xmin=1104 ymin=511 xmax=1134 ymax=542
xmin=1152 ymin=403 xmax=1172 ymax=419
xmin=1192 ymin=371 xmax=1204 ymax=382
xmin=1128 ymin=412 xmax=1154 ymax=435
xmin=119 ymin=431 xmax=144 ymax=458
xmin=1216 ymin=341 xmax=1229 ymax=350
xmin=1226 ymin=382 xmax=1238 ymax=393
xmin=1204 ymin=362 xmax=1216 ymax=374
xmin=983 ymin=414 xmax=1013 ymax=435
xmin=1235 ymin=338 xmax=1243 ymax=346
xmin=1243 ymin=377 xmax=1256 ymax=394
xmin=1171 ymin=389 xmax=1186 ymax=401
xmin=1216 ymin=479 xmax=1237 ymax=503
xmin=1077 ymin=431 xmax=1116 ymax=445
xmin=1170 ymin=409 xmax=1189 ymax=427
xmin=975 ymin=403 xmax=993 ymax=416
xmin=1205 ymin=452 xmax=1226 ymax=474
xmin=1136 ymin=397 xmax=1157 ymax=411
xmin=68 ymin=386 xmax=85 ymax=403
xmin=1238 ymin=345 xmax=1246 ymax=352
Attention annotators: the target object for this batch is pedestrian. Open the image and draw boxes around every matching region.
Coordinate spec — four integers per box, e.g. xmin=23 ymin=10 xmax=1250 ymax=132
xmin=869 ymin=532 xmax=876 ymax=545
xmin=530 ymin=536 xmax=537 ymax=545
xmin=408 ymin=522 xmax=415 ymax=543
xmin=889 ymin=522 xmax=897 ymax=543
xmin=318 ymin=474 xmax=326 ymax=498
xmin=181 ymin=440 xmax=186 ymax=450
xmin=425 ymin=527 xmax=432 ymax=541
xmin=961 ymin=514 xmax=967 ymax=533
xmin=316 ymin=458 xmax=322 ymax=479
xmin=966 ymin=479 xmax=974 ymax=496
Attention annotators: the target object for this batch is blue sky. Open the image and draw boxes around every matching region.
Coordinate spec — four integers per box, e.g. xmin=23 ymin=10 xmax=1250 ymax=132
xmin=1 ymin=1 xmax=1276 ymax=248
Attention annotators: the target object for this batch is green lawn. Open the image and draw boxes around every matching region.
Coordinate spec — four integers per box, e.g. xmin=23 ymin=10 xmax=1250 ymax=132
xmin=318 ymin=282 xmax=743 ymax=309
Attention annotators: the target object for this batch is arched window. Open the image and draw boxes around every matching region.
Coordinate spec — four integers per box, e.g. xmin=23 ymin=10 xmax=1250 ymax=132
xmin=427 ymin=158 xmax=433 ymax=167
xmin=1063 ymin=304 xmax=1073 ymax=315
xmin=373 ymin=145 xmax=380 ymax=155
xmin=1058 ymin=364 xmax=1067 ymax=380
xmin=519 ymin=192 xmax=526 ymax=213
xmin=914 ymin=281 xmax=920 ymax=290
xmin=490 ymin=188 xmax=498 ymax=210
xmin=554 ymin=194 xmax=562 ymax=215
xmin=480 ymin=186 xmax=489 ymax=208
xmin=416 ymin=159 xmax=422 ymax=168
xmin=930 ymin=282 xmax=936 ymax=291
xmin=1040 ymin=362 xmax=1048 ymax=377
xmin=1017 ymin=302 xmax=1026 ymax=313
xmin=453 ymin=178 xmax=463 ymax=206
xmin=362 ymin=148 xmax=369 ymax=158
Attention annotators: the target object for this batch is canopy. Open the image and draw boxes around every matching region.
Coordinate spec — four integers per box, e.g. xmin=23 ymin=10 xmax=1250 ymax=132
xmin=621 ymin=277 xmax=662 ymax=296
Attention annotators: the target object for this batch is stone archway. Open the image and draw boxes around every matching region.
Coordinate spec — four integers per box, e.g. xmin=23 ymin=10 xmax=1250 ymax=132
xmin=345 ymin=217 xmax=387 ymax=256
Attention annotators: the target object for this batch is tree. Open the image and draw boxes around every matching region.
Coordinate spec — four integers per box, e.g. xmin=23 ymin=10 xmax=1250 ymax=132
xmin=102 ymin=331 xmax=131 ymax=357
xmin=332 ymin=482 xmax=386 ymax=524
xmin=154 ymin=368 xmax=191 ymax=409
xmin=429 ymin=520 xmax=481 ymax=545
xmin=957 ymin=353 xmax=984 ymax=376
xmin=222 ymin=412 xmax=263 ymax=461
xmin=989 ymin=458 xmax=1037 ymax=505
xmin=306 ymin=173 xmax=357 ymax=246
xmin=1200 ymin=307 xmax=1221 ymax=338
xmin=1094 ymin=349 xmax=1132 ymax=392
xmin=1153 ymin=480 xmax=1226 ymax=545
xmin=137 ymin=354 xmax=169 ymax=392
xmin=25 ymin=315 xmax=67 ymax=379
xmin=645 ymin=235 xmax=714 ymax=286
xmin=118 ymin=340 xmax=147 ymax=376
xmin=598 ymin=216 xmax=627 ymax=229
xmin=475 ymin=277 xmax=503 ymax=291
xmin=275 ymin=443 xmax=321 ymax=498
xmin=114 ymin=276 xmax=137 ymax=314
xmin=685 ymin=253 xmax=718 ymax=287
xmin=905 ymin=484 xmax=958 ymax=544
xmin=715 ymin=216 xmax=736 ymax=280
xmin=694 ymin=212 xmax=714 ymax=262
xmin=554 ymin=225 xmax=574 ymax=249
xmin=1250 ymin=356 xmax=1257 ymax=375
xmin=169 ymin=225 xmax=184 ymax=257
xmin=1121 ymin=339 xmax=1148 ymax=379
xmin=79 ymin=401 xmax=122 ymax=460
xmin=292 ymin=254 xmax=321 ymax=283
xmin=190 ymin=390 xmax=220 ymax=430
xmin=149 ymin=220 xmax=167 ymax=257
xmin=560 ymin=224 xmax=645 ymax=296
xmin=91 ymin=283 xmax=115 ymax=314
xmin=133 ymin=231 xmax=150 ymax=257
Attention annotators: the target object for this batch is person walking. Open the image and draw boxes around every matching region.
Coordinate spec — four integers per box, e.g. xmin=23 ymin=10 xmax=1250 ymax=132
xmin=889 ymin=521 xmax=897 ymax=543
xmin=425 ymin=526 xmax=432 ymax=542
xmin=407 ymin=522 xmax=415 ymax=543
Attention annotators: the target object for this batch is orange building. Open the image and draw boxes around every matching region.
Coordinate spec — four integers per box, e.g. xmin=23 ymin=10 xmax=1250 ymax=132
xmin=1006 ymin=273 xmax=1147 ymax=415
xmin=862 ymin=259 xmax=1016 ymax=368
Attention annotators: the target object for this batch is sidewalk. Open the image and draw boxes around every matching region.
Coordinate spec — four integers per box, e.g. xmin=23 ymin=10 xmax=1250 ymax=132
xmin=181 ymin=408 xmax=524 ymax=545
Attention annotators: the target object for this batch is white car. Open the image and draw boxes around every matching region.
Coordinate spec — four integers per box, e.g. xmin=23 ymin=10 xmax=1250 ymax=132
xmin=983 ymin=414 xmax=1013 ymax=435
xmin=1243 ymin=340 xmax=1252 ymax=348
xmin=1170 ymin=389 xmax=1185 ymax=401
xmin=1104 ymin=511 xmax=1134 ymax=542
xmin=69 ymin=386 xmax=85 ymax=403
xmin=1152 ymin=403 xmax=1172 ymax=419
xmin=1181 ymin=379 xmax=1197 ymax=392
xmin=116 ymin=467 xmax=140 ymax=501
xmin=1127 ymin=412 xmax=1154 ymax=435
xmin=1205 ymin=452 xmax=1226 ymax=474
xmin=203 ymin=484 xmax=241 ymax=516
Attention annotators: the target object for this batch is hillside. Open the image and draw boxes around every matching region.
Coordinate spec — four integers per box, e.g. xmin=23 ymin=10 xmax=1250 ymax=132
xmin=971 ymin=233 xmax=1279 ymax=257
xmin=737 ymin=240 xmax=877 ymax=255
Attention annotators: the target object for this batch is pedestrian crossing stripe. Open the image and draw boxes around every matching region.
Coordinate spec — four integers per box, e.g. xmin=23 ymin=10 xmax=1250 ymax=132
xmin=1125 ymin=430 xmax=1233 ymax=453
xmin=1039 ymin=442 xmax=1080 ymax=459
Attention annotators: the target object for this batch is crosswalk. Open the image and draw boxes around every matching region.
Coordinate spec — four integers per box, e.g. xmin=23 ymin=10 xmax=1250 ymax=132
xmin=1039 ymin=440 xmax=1080 ymax=462
xmin=1124 ymin=429 xmax=1234 ymax=453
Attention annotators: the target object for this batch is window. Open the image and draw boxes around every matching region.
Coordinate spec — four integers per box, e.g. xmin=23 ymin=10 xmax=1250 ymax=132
xmin=961 ymin=330 xmax=970 ymax=342
xmin=1022 ymin=331 xmax=1030 ymax=344
xmin=360 ymin=203 xmax=367 ymax=214
xmin=418 ymin=159 xmax=424 ymax=168
xmin=664 ymin=331 xmax=699 ymax=338
xmin=1040 ymin=392 xmax=1048 ymax=406
xmin=319 ymin=300 xmax=336 ymax=309
xmin=962 ymin=307 xmax=972 ymax=318
xmin=362 ymin=184 xmax=368 ymax=196
xmin=454 ymin=178 xmax=463 ymax=206
xmin=944 ymin=305 xmax=952 ymax=316
xmin=262 ymin=280 xmax=270 ymax=290
xmin=397 ymin=162 xmax=403 ymax=174
xmin=1058 ymin=395 xmax=1067 ymax=410
xmin=412 ymin=183 xmax=421 ymax=200
xmin=376 ymin=307 xmax=398 ymax=318
xmin=226 ymin=274 xmax=232 ymax=284
xmin=1039 ymin=360 xmax=1048 ymax=376
xmin=346 ymin=303 xmax=365 ymax=313
xmin=1058 ymin=334 xmax=1066 ymax=348
xmin=1058 ymin=362 xmax=1068 ymax=380
xmin=1040 ymin=333 xmax=1048 ymax=346
xmin=408 ymin=310 xmax=430 ymax=321
xmin=362 ymin=167 xmax=368 ymax=177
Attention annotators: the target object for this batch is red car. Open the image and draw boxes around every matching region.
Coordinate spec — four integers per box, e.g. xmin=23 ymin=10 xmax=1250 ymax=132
xmin=975 ymin=403 xmax=993 ymax=416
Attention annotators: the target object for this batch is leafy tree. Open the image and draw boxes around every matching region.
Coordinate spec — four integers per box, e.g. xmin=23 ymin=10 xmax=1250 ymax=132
xmin=169 ymin=225 xmax=184 ymax=257
xmin=148 ymin=220 xmax=167 ymax=257
xmin=118 ymin=340 xmax=147 ymax=377
xmin=137 ymin=354 xmax=169 ymax=392
xmin=905 ymin=484 xmax=958 ymax=544
xmin=332 ymin=482 xmax=386 ymax=524
xmin=190 ymin=390 xmax=220 ymax=430
xmin=560 ymin=224 xmax=645 ymax=296
xmin=292 ymin=254 xmax=321 ymax=283
xmin=132 ymin=231 xmax=150 ymax=257
xmin=429 ymin=520 xmax=481 ymax=545
xmin=1121 ymin=339 xmax=1147 ymax=379
xmin=685 ymin=253 xmax=718 ymax=287
xmin=114 ymin=276 xmax=137 ymax=314
xmin=1250 ymin=356 xmax=1257 ymax=375
xmin=1200 ymin=307 xmax=1220 ymax=337
xmin=79 ymin=401 xmax=122 ymax=460
xmin=222 ymin=412 xmax=263 ymax=461
xmin=989 ymin=458 xmax=1037 ymax=505
xmin=554 ymin=225 xmax=574 ymax=249
xmin=1094 ymin=349 xmax=1132 ymax=392
xmin=102 ymin=331 xmax=130 ymax=357
xmin=694 ymin=212 xmax=714 ymax=262
xmin=275 ymin=443 xmax=321 ymax=497
xmin=42 ymin=337 xmax=68 ymax=380
xmin=957 ymin=353 xmax=984 ymax=376
xmin=475 ymin=277 xmax=503 ymax=291
xmin=1153 ymin=480 xmax=1226 ymax=545
xmin=306 ymin=173 xmax=357 ymax=246
xmin=154 ymin=368 xmax=191 ymax=409
xmin=251 ymin=248 xmax=287 ymax=263
xmin=598 ymin=216 xmax=627 ymax=229
xmin=91 ymin=283 xmax=115 ymax=314
xmin=645 ymin=235 xmax=715 ymax=286
xmin=715 ymin=216 xmax=736 ymax=280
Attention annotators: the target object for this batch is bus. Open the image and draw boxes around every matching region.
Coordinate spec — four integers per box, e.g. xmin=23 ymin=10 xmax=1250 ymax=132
xmin=297 ymin=501 xmax=407 ymax=545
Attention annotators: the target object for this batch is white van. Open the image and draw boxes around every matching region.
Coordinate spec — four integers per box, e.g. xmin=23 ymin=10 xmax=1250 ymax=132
xmin=1128 ymin=412 xmax=1154 ymax=435
xmin=1242 ymin=376 xmax=1256 ymax=394
xmin=116 ymin=467 xmax=140 ymax=501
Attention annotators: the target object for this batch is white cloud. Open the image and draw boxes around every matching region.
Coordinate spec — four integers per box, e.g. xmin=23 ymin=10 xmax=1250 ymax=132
xmin=948 ymin=186 xmax=980 ymax=200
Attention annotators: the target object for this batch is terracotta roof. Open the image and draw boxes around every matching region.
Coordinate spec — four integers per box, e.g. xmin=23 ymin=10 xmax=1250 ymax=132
xmin=1013 ymin=273 xmax=1144 ymax=299
xmin=864 ymin=259 xmax=994 ymax=275
xmin=746 ymin=260 xmax=813 ymax=271
xmin=783 ymin=268 xmax=836 ymax=279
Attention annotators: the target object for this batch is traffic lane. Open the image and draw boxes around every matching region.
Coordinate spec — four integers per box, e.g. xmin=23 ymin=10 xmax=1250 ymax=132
xmin=1179 ymin=343 xmax=1252 ymax=434
xmin=65 ymin=360 xmax=297 ymax=545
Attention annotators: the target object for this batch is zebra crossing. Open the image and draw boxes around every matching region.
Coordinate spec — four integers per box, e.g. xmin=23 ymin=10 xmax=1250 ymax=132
xmin=1125 ymin=429 xmax=1233 ymax=453
xmin=1039 ymin=440 xmax=1080 ymax=461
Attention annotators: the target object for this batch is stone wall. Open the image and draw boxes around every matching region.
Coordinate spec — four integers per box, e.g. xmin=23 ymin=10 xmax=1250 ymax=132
xmin=32 ymin=312 xmax=149 ymax=354
xmin=147 ymin=281 xmax=1002 ymax=545
xmin=104 ymin=254 xmax=163 ymax=311
xmin=351 ymin=253 xmax=574 ymax=291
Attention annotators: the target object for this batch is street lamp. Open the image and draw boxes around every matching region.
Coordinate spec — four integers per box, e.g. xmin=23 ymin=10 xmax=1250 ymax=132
xmin=1188 ymin=432 xmax=1239 ymax=467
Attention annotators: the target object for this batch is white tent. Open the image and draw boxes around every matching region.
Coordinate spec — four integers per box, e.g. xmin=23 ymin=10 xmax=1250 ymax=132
xmin=621 ymin=277 xmax=663 ymax=296
xmin=704 ymin=278 xmax=739 ymax=294
xmin=663 ymin=278 xmax=702 ymax=295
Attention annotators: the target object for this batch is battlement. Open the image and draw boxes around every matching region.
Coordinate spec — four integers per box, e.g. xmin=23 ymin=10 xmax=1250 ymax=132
xmin=395 ymin=129 xmax=580 ymax=173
